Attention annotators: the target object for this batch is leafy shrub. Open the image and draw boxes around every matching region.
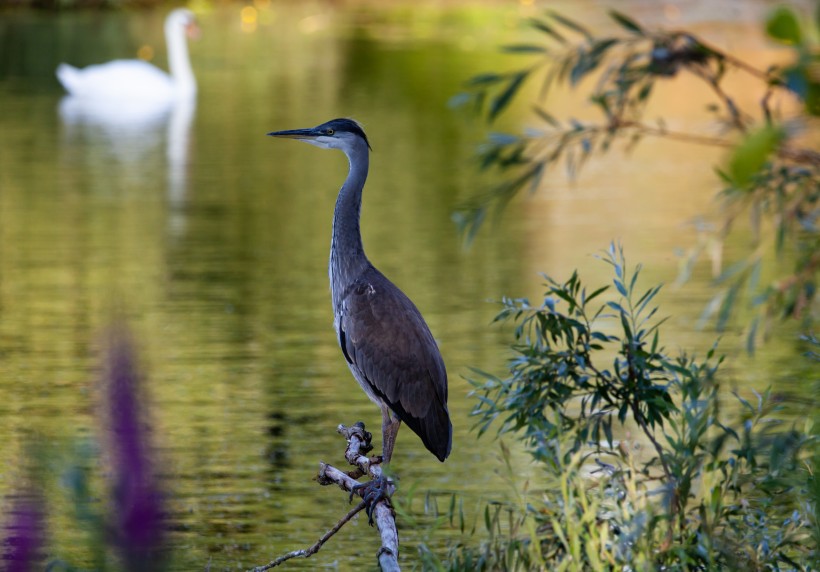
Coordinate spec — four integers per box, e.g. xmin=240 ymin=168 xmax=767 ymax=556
xmin=404 ymin=245 xmax=815 ymax=570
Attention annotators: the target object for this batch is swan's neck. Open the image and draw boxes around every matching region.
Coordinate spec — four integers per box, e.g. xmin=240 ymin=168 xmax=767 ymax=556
xmin=330 ymin=143 xmax=370 ymax=308
xmin=166 ymin=21 xmax=196 ymax=96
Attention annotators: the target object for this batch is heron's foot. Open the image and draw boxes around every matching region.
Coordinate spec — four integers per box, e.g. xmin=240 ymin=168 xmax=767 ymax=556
xmin=349 ymin=474 xmax=392 ymax=525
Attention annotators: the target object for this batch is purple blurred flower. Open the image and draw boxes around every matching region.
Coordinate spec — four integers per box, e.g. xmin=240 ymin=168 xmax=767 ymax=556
xmin=2 ymin=492 xmax=44 ymax=572
xmin=103 ymin=325 xmax=166 ymax=570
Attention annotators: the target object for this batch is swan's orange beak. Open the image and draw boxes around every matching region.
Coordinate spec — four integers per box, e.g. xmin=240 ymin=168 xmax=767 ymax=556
xmin=186 ymin=21 xmax=201 ymax=41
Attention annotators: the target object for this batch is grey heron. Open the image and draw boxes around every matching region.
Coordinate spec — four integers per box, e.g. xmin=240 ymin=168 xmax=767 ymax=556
xmin=267 ymin=118 xmax=452 ymax=479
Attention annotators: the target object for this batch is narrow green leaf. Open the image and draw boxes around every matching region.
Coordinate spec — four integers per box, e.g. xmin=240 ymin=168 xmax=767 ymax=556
xmin=776 ymin=216 xmax=787 ymax=251
xmin=547 ymin=10 xmax=592 ymax=39
xmin=605 ymin=301 xmax=624 ymax=314
xmin=528 ymin=18 xmax=568 ymax=44
xmin=636 ymin=285 xmax=662 ymax=314
xmin=620 ymin=312 xmax=633 ymax=338
xmin=501 ymin=44 xmax=549 ymax=54
xmin=716 ymin=284 xmax=740 ymax=331
xmin=466 ymin=73 xmax=505 ymax=86
xmin=714 ymin=167 xmax=734 ymax=184
xmin=733 ymin=391 xmax=755 ymax=413
xmin=489 ymin=72 xmax=528 ymax=121
xmin=715 ymin=258 xmax=750 ymax=285
xmin=447 ymin=92 xmax=473 ymax=109
xmin=745 ymin=316 xmax=760 ymax=355
xmin=589 ymin=38 xmax=619 ymax=58
xmin=717 ymin=421 xmax=739 ymax=442
xmin=618 ymin=402 xmax=629 ymax=422
xmin=609 ymin=10 xmax=645 ymax=35
xmin=747 ymin=260 xmax=761 ymax=295
xmin=533 ymin=106 xmax=561 ymax=127
xmin=603 ymin=416 xmax=613 ymax=448
xmin=585 ymin=285 xmax=610 ymax=303
xmin=570 ymin=53 xmax=596 ymax=86
xmin=630 ymin=263 xmax=643 ymax=292
xmin=637 ymin=82 xmax=653 ymax=102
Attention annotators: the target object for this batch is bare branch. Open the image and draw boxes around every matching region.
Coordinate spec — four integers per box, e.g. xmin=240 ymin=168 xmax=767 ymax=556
xmin=247 ymin=502 xmax=367 ymax=571
xmin=248 ymin=422 xmax=401 ymax=571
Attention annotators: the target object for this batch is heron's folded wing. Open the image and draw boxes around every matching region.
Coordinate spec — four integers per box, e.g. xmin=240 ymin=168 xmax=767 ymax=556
xmin=338 ymin=274 xmax=447 ymax=421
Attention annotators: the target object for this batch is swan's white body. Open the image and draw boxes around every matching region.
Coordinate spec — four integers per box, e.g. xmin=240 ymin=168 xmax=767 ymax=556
xmin=56 ymin=9 xmax=197 ymax=102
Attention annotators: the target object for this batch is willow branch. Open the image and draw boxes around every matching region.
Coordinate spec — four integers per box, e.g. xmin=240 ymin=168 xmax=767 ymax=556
xmin=630 ymin=401 xmax=672 ymax=479
xmin=612 ymin=121 xmax=820 ymax=166
xmin=698 ymin=39 xmax=772 ymax=81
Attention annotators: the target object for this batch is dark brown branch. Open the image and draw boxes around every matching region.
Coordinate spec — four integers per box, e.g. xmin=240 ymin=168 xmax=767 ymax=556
xmin=698 ymin=39 xmax=772 ymax=81
xmin=628 ymin=122 xmax=735 ymax=148
xmin=778 ymin=147 xmax=820 ymax=166
xmin=620 ymin=339 xmax=673 ymax=481
xmin=630 ymin=401 xmax=671 ymax=478
xmin=609 ymin=120 xmax=820 ymax=166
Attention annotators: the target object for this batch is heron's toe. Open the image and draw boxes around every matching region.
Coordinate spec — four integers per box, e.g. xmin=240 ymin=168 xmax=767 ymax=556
xmin=350 ymin=474 xmax=392 ymax=525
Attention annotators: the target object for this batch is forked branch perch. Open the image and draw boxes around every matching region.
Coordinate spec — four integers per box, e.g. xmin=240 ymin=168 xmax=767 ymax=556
xmin=247 ymin=422 xmax=400 ymax=572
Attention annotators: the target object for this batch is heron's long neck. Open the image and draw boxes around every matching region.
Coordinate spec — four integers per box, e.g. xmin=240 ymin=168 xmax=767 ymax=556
xmin=166 ymin=22 xmax=196 ymax=96
xmin=330 ymin=145 xmax=370 ymax=307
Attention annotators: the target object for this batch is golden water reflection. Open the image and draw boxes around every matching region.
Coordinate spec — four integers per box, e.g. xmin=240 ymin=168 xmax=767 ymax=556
xmin=0 ymin=2 xmax=814 ymax=570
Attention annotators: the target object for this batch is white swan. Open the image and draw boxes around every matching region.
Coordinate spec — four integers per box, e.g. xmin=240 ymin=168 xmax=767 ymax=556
xmin=56 ymin=9 xmax=198 ymax=102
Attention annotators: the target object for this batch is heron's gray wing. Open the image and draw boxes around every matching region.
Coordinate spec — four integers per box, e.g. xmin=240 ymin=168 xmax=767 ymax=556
xmin=337 ymin=270 xmax=451 ymax=460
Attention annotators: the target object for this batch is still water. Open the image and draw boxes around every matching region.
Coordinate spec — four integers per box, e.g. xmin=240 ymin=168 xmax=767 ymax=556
xmin=0 ymin=1 xmax=815 ymax=569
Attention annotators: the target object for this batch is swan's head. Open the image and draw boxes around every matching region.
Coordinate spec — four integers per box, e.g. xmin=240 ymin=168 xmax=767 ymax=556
xmin=267 ymin=118 xmax=372 ymax=153
xmin=166 ymin=8 xmax=200 ymax=40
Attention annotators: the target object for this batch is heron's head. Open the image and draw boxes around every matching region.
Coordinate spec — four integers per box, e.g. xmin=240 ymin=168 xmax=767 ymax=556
xmin=267 ymin=118 xmax=372 ymax=152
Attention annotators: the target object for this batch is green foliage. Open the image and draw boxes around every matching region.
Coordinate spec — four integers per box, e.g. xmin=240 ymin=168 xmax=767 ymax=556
xmin=419 ymin=7 xmax=819 ymax=570
xmin=453 ymin=8 xmax=820 ymax=349
xmin=46 ymin=440 xmax=109 ymax=572
xmin=690 ymin=162 xmax=820 ymax=351
xmin=407 ymin=245 xmax=815 ymax=570
xmin=766 ymin=6 xmax=820 ymax=116
xmin=471 ymin=244 xmax=674 ymax=472
xmin=727 ymin=125 xmax=786 ymax=188
xmin=767 ymin=7 xmax=804 ymax=45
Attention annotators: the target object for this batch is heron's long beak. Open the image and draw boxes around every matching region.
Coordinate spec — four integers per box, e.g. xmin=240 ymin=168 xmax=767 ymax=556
xmin=266 ymin=128 xmax=319 ymax=140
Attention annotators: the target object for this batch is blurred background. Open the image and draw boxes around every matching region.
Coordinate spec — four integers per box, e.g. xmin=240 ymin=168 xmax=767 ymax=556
xmin=0 ymin=1 xmax=815 ymax=569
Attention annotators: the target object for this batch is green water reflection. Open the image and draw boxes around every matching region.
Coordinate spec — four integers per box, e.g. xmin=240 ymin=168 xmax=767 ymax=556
xmin=0 ymin=2 xmax=814 ymax=570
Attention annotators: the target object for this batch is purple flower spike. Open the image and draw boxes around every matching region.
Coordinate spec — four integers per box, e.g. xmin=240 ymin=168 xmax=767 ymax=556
xmin=2 ymin=493 xmax=44 ymax=572
xmin=103 ymin=324 xmax=166 ymax=571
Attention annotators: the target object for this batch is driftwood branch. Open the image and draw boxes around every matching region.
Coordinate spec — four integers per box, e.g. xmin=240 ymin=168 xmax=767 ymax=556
xmin=247 ymin=502 xmax=366 ymax=571
xmin=247 ymin=421 xmax=400 ymax=572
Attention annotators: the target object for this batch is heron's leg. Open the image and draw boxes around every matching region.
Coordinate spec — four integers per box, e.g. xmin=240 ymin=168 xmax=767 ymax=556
xmin=349 ymin=407 xmax=400 ymax=525
xmin=381 ymin=405 xmax=401 ymax=464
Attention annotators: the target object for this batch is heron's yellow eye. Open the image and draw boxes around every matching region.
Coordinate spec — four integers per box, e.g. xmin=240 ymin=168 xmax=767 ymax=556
xmin=326 ymin=128 xmax=334 ymax=135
